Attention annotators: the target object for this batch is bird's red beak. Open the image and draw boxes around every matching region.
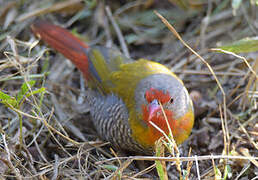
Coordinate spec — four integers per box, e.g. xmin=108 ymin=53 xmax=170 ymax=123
xmin=148 ymin=99 xmax=161 ymax=122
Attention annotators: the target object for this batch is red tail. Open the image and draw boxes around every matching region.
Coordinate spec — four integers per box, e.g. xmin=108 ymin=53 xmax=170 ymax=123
xmin=31 ymin=20 xmax=90 ymax=79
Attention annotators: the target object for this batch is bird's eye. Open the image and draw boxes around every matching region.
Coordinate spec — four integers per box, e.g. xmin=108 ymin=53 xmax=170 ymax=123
xmin=169 ymin=98 xmax=174 ymax=104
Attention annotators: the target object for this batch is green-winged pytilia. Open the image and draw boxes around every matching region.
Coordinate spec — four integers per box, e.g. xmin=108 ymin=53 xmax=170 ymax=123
xmin=31 ymin=20 xmax=194 ymax=154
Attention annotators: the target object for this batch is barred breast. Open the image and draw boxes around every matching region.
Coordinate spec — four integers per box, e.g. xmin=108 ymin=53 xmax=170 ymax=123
xmin=87 ymin=90 xmax=146 ymax=153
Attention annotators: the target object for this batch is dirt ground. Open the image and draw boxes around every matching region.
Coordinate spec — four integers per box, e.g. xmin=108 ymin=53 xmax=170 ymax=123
xmin=0 ymin=0 xmax=257 ymax=179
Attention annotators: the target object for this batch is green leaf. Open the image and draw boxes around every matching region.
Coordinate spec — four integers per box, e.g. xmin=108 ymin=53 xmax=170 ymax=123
xmin=25 ymin=87 xmax=46 ymax=98
xmin=85 ymin=0 xmax=97 ymax=9
xmin=232 ymin=0 xmax=242 ymax=10
xmin=0 ymin=91 xmax=12 ymax=100
xmin=125 ymin=34 xmax=139 ymax=44
xmin=101 ymin=165 xmax=118 ymax=171
xmin=232 ymin=0 xmax=242 ymax=15
xmin=223 ymin=164 xmax=232 ymax=179
xmin=0 ymin=91 xmax=17 ymax=107
xmin=155 ymin=139 xmax=168 ymax=180
xmin=214 ymin=166 xmax=222 ymax=179
xmin=218 ymin=37 xmax=258 ymax=53
xmin=155 ymin=160 xmax=167 ymax=180
xmin=17 ymin=80 xmax=36 ymax=104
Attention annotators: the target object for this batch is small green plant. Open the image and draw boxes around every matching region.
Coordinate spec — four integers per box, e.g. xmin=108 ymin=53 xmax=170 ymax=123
xmin=0 ymin=80 xmax=46 ymax=146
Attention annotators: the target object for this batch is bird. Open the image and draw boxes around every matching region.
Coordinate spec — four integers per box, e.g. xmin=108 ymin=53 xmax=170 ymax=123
xmin=31 ymin=20 xmax=194 ymax=154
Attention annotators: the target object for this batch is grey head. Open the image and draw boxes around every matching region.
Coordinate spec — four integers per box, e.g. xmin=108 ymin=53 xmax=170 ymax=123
xmin=134 ymin=73 xmax=193 ymax=124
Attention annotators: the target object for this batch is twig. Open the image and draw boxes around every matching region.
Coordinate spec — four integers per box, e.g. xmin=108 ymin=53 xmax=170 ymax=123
xmin=96 ymin=155 xmax=258 ymax=165
xmin=195 ymin=155 xmax=201 ymax=180
xmin=3 ymin=134 xmax=23 ymax=180
xmin=105 ymin=6 xmax=130 ymax=58
xmin=211 ymin=48 xmax=258 ymax=79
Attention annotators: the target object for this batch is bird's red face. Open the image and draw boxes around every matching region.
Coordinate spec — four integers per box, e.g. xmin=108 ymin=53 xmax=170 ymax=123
xmin=142 ymin=88 xmax=175 ymax=136
xmin=133 ymin=74 xmax=194 ymax=148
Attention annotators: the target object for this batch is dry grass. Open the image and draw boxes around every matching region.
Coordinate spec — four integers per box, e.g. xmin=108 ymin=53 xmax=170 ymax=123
xmin=0 ymin=0 xmax=257 ymax=179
